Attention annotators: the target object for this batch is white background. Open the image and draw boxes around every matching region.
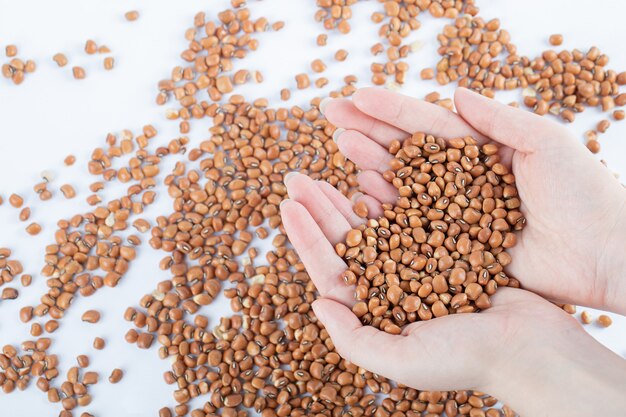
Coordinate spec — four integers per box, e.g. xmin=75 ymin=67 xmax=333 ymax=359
xmin=0 ymin=1 xmax=625 ymax=416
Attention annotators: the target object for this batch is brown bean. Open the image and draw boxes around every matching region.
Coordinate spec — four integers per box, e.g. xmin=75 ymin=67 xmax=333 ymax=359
xmin=6 ymin=45 xmax=17 ymax=57
xmin=216 ymin=75 xmax=233 ymax=94
xmin=311 ymin=59 xmax=326 ymax=73
xmin=295 ymin=73 xmax=310 ymax=89
xmin=19 ymin=306 xmax=33 ymax=323
xmin=335 ymin=49 xmax=348 ymax=62
xmin=125 ymin=10 xmax=140 ymax=21
xmin=1 ymin=288 xmax=18 ymax=300
xmin=345 ymin=229 xmax=362 ymax=247
xmin=597 ymin=314 xmax=612 ymax=328
xmin=83 ymin=371 xmax=99 ymax=385
xmin=93 ymin=337 xmax=105 ymax=350
xmin=53 ymin=53 xmax=68 ymax=67
xmin=9 ymin=194 xmax=23 ymax=208
xmin=586 ymin=139 xmax=601 ymax=154
xmin=353 ymin=201 xmax=368 ymax=218
xmin=73 ymin=66 xmax=86 ymax=79
xmin=549 ymin=34 xmax=563 ymax=46
xmin=85 ymin=40 xmax=98 ymax=55
xmin=77 ymin=355 xmax=90 ymax=368
xmin=597 ymin=119 xmax=610 ymax=133
xmin=60 ymin=184 xmax=76 ymax=199
xmin=420 ymin=68 xmax=435 ymax=80
xmin=580 ymin=311 xmax=592 ymax=325
xmin=109 ymin=368 xmax=124 ymax=383
xmin=82 ymin=310 xmax=101 ymax=323
xmin=137 ymin=333 xmax=154 ymax=349
xmin=19 ymin=207 xmax=31 ymax=221
xmin=104 ymin=57 xmax=115 ymax=70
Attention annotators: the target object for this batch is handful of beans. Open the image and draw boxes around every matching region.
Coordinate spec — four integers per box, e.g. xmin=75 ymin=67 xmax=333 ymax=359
xmin=338 ymin=133 xmax=524 ymax=333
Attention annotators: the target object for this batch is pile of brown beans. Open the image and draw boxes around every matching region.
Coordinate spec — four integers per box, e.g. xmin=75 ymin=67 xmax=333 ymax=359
xmin=430 ymin=14 xmax=626 ymax=152
xmin=338 ymin=133 xmax=523 ymax=333
xmin=314 ymin=0 xmax=357 ymax=35
xmin=0 ymin=248 xmax=26 ymax=301
xmin=0 ymin=340 xmax=55 ymax=394
xmin=1 ymin=40 xmax=117 ymax=84
xmin=370 ymin=0 xmax=475 ymax=87
xmin=1 ymin=44 xmax=36 ymax=85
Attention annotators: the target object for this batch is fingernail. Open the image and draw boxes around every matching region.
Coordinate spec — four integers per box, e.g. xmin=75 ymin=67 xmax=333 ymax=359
xmin=319 ymin=97 xmax=332 ymax=115
xmin=279 ymin=198 xmax=291 ymax=211
xmin=284 ymin=171 xmax=299 ymax=184
xmin=350 ymin=192 xmax=363 ymax=203
xmin=332 ymin=128 xmax=345 ymax=143
xmin=311 ymin=300 xmax=326 ymax=322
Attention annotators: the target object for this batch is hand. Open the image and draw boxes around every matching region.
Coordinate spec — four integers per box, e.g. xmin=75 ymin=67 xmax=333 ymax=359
xmin=280 ymin=163 xmax=626 ymax=417
xmin=279 ymin=87 xmax=626 ymax=416
xmin=318 ymin=87 xmax=626 ymax=314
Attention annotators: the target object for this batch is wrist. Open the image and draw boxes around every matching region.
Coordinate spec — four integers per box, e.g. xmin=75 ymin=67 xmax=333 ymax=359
xmin=488 ymin=324 xmax=626 ymax=417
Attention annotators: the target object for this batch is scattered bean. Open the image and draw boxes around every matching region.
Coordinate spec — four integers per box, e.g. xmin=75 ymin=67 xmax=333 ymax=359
xmin=104 ymin=57 xmax=114 ymax=71
xmin=334 ymin=49 xmax=348 ymax=62
xmin=108 ymin=368 xmax=123 ymax=384
xmin=586 ymin=139 xmax=601 ymax=154
xmin=85 ymin=40 xmax=98 ymax=55
xmin=60 ymin=184 xmax=76 ymax=199
xmin=580 ymin=311 xmax=592 ymax=325
xmin=82 ymin=310 xmax=101 ymax=324
xmin=9 ymin=194 xmax=23 ymax=208
xmin=549 ymin=34 xmax=563 ymax=46
xmin=125 ymin=11 xmax=140 ymax=21
xmin=53 ymin=53 xmax=68 ymax=67
xmin=77 ymin=355 xmax=90 ymax=368
xmin=597 ymin=314 xmax=613 ymax=328
xmin=1 ymin=287 xmax=19 ymax=300
xmin=311 ymin=59 xmax=326 ymax=73
xmin=93 ymin=337 xmax=105 ymax=350
xmin=6 ymin=45 xmax=17 ymax=57
xmin=25 ymin=223 xmax=42 ymax=236
xmin=73 ymin=66 xmax=86 ymax=80
xmin=19 ymin=207 xmax=31 ymax=221
xmin=295 ymin=73 xmax=310 ymax=89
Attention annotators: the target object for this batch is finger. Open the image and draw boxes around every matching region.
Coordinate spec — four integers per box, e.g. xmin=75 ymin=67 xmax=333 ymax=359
xmin=357 ymin=170 xmax=398 ymax=204
xmin=487 ymin=286 xmax=567 ymax=314
xmin=312 ymin=298 xmax=410 ymax=378
xmin=280 ymin=200 xmax=355 ymax=305
xmin=315 ymin=180 xmax=365 ymax=228
xmin=352 ymin=192 xmax=384 ymax=219
xmin=321 ymin=98 xmax=408 ymax=146
xmin=454 ymin=87 xmax=572 ymax=153
xmin=352 ymin=87 xmax=488 ymax=144
xmin=335 ymin=129 xmax=393 ymax=173
xmin=285 ymin=172 xmax=352 ymax=244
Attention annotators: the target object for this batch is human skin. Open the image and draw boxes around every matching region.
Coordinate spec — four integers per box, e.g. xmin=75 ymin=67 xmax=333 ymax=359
xmin=280 ymin=87 xmax=626 ymax=416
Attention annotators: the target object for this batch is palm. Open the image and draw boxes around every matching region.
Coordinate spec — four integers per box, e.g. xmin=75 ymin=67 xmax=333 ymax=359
xmin=507 ymin=145 xmax=625 ymax=307
xmin=390 ymin=288 xmax=577 ymax=391
xmin=280 ymin=166 xmax=578 ymax=393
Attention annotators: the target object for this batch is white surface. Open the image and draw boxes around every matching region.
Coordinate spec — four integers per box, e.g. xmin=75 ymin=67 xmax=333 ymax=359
xmin=0 ymin=1 xmax=625 ymax=416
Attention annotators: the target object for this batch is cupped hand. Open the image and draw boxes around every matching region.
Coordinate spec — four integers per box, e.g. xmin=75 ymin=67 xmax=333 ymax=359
xmin=319 ymin=87 xmax=626 ymax=314
xmin=279 ymin=172 xmax=626 ymax=417
xmin=279 ymin=87 xmax=626 ymax=414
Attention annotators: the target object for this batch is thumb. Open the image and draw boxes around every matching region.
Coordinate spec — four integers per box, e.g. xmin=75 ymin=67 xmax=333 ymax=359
xmin=313 ymin=297 xmax=496 ymax=392
xmin=454 ymin=87 xmax=573 ymax=153
xmin=312 ymin=298 xmax=411 ymax=380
